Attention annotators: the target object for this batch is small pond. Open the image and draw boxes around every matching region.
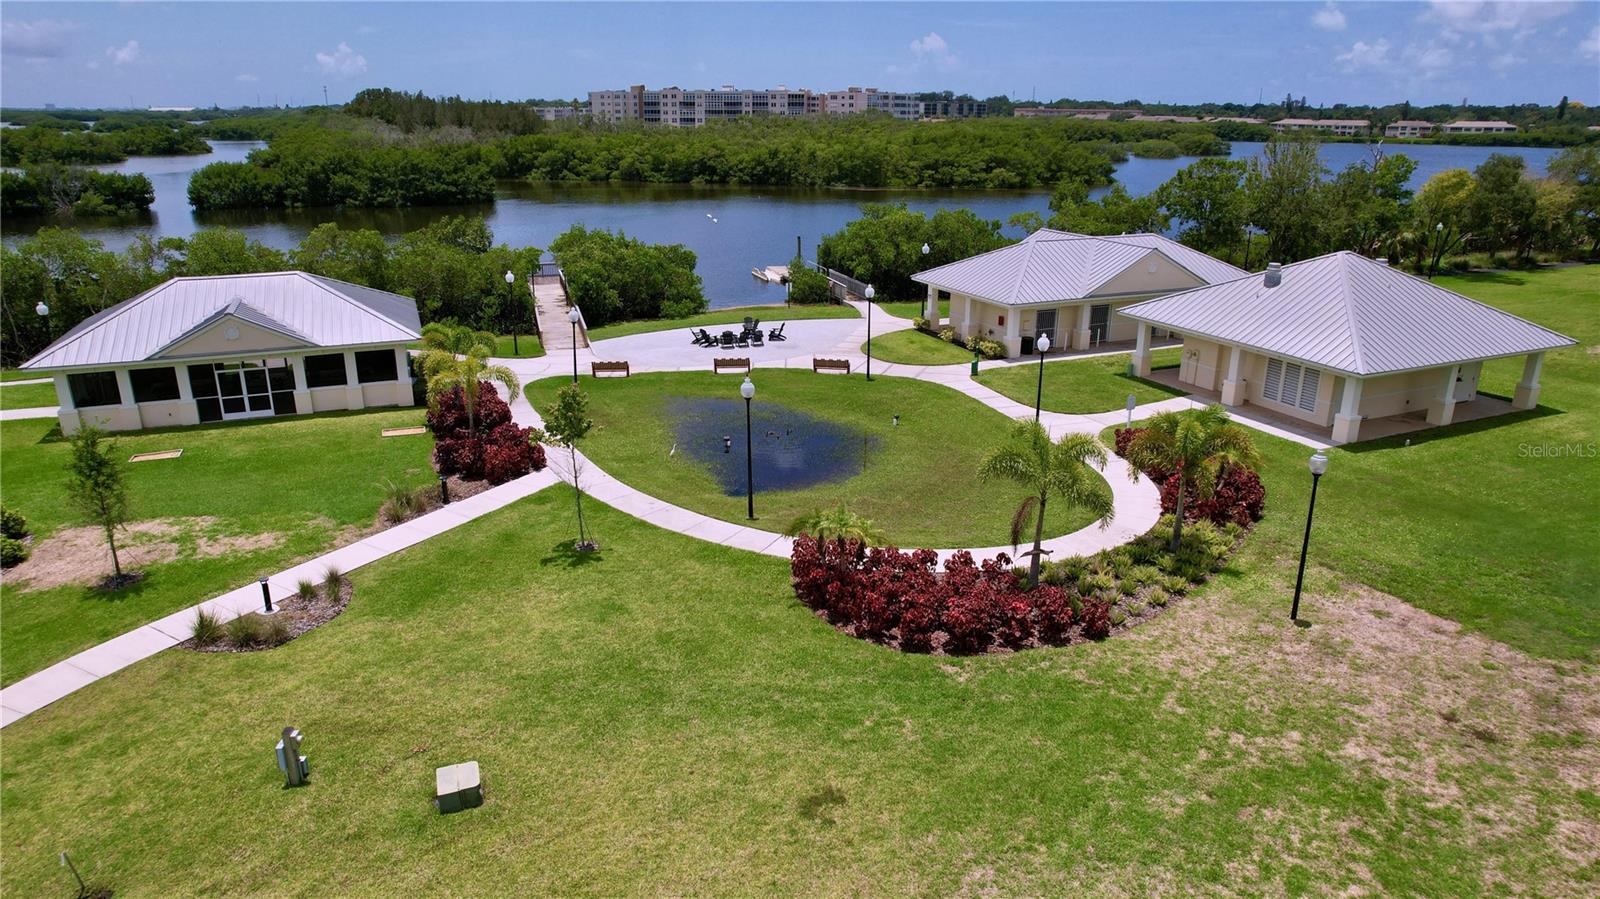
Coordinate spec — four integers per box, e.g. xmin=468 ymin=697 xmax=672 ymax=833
xmin=669 ymin=397 xmax=878 ymax=496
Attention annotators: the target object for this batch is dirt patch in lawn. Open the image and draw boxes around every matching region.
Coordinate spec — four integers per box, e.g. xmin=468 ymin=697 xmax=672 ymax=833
xmin=3 ymin=517 xmax=285 ymax=592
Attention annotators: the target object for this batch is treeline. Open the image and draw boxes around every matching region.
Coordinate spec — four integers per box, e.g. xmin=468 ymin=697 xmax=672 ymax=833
xmin=0 ymin=123 xmax=210 ymax=165
xmin=0 ymin=216 xmax=540 ymax=366
xmin=345 ymin=88 xmax=565 ymax=135
xmin=1017 ymin=95 xmax=1600 ymax=133
xmin=0 ymin=166 xmax=155 ymax=217
xmin=818 ymin=205 xmax=1011 ymax=298
xmin=187 ymin=129 xmax=496 ymax=209
xmin=550 ymin=226 xmax=706 ymax=326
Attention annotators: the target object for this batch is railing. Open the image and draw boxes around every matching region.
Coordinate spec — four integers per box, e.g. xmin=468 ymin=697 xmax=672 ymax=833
xmin=808 ymin=261 xmax=870 ymax=302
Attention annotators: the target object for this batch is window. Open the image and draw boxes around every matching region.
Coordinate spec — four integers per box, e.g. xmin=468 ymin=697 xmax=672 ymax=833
xmin=188 ymin=364 xmax=222 ymax=422
xmin=129 ymin=367 xmax=181 ymax=403
xmin=304 ymin=353 xmax=347 ymax=388
xmin=937 ymin=290 xmax=951 ymax=301
xmin=1262 ymin=357 xmax=1321 ymax=413
xmin=68 ymin=371 xmax=121 ymax=408
xmin=355 ymin=349 xmax=398 ymax=384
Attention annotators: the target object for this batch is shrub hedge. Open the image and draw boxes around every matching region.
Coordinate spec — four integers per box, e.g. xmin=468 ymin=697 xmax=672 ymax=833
xmin=1113 ymin=427 xmax=1266 ymax=526
xmin=427 ymin=382 xmax=547 ymax=484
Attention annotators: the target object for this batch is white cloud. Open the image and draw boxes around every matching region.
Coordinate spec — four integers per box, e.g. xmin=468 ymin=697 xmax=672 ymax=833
xmin=1403 ymin=43 xmax=1455 ymax=76
xmin=315 ymin=41 xmax=367 ymax=76
xmin=1582 ymin=24 xmax=1600 ymax=60
xmin=1335 ymin=38 xmax=1390 ymax=70
xmin=1336 ymin=37 xmax=1455 ymax=79
xmin=236 ymin=73 xmax=260 ymax=83
xmin=106 ymin=39 xmax=140 ymax=66
xmin=910 ymin=32 xmax=948 ymax=56
xmin=1421 ymin=1 xmax=1575 ymax=37
xmin=906 ymin=31 xmax=960 ymax=73
xmin=1312 ymin=3 xmax=1347 ymax=32
xmin=2 ymin=19 xmax=79 ymax=58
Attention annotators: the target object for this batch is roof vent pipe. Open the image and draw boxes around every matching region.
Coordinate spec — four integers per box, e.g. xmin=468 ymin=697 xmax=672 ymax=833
xmin=1263 ymin=262 xmax=1282 ymax=288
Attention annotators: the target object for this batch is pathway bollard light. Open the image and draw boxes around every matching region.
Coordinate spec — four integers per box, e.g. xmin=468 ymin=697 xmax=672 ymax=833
xmin=259 ymin=577 xmax=272 ymax=613
xmin=1126 ymin=393 xmax=1137 ymax=429
xmin=863 ymin=285 xmax=875 ymax=381
xmin=276 ymin=726 xmax=308 ymax=787
xmin=1033 ymin=333 xmax=1051 ymax=421
xmin=439 ymin=474 xmax=450 ymax=505
xmin=741 ymin=376 xmax=756 ymax=520
xmin=567 ymin=306 xmax=581 ymax=383
xmin=1291 ymin=450 xmax=1330 ymax=623
xmin=504 ymin=270 xmax=518 ymax=354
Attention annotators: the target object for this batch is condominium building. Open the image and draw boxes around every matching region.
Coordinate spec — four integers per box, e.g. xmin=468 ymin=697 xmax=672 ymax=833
xmin=532 ymin=105 xmax=580 ymax=121
xmin=920 ymin=98 xmax=988 ymax=119
xmin=1130 ymin=114 xmax=1202 ymax=123
xmin=1013 ymin=107 xmax=1139 ymax=119
xmin=822 ymin=87 xmax=921 ymax=120
xmin=1384 ymin=119 xmax=1435 ymax=138
xmin=1271 ymin=118 xmax=1370 ymax=136
xmin=588 ymin=84 xmax=931 ymax=125
xmin=1441 ymin=120 xmax=1517 ymax=134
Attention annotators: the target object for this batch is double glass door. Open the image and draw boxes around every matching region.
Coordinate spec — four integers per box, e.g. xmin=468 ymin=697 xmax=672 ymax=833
xmin=215 ymin=361 xmax=275 ymax=419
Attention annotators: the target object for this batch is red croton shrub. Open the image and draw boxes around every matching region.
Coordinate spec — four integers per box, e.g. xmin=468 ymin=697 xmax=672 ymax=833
xmin=789 ymin=537 xmax=1098 ymax=654
xmin=1113 ymin=427 xmax=1265 ymax=527
xmin=428 ymin=383 xmax=547 ymax=484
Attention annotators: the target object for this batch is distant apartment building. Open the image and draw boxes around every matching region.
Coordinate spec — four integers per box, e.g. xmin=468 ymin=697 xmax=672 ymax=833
xmin=1441 ymin=120 xmax=1517 ymax=134
xmin=821 ymin=87 xmax=921 ymax=120
xmin=1129 ymin=114 xmax=1202 ymax=123
xmin=1384 ymin=119 xmax=1435 ymax=138
xmin=588 ymin=84 xmax=813 ymax=126
xmin=1271 ymin=118 xmax=1370 ymax=136
xmin=1013 ymin=107 xmax=1139 ymax=119
xmin=1207 ymin=116 xmax=1267 ymax=124
xmin=532 ymin=105 xmax=579 ymax=122
xmin=920 ymin=98 xmax=988 ymax=119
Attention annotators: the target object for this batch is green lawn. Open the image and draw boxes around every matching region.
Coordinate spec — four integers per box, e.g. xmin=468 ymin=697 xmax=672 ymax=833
xmin=978 ymin=347 xmax=1185 ymax=413
xmin=587 ymin=304 xmax=858 ymax=342
xmin=0 ymin=369 xmax=49 ymax=383
xmin=1 ymin=487 xmax=1593 ymax=895
xmin=527 ymin=370 xmax=1105 ymax=547
xmin=864 ymin=328 xmax=975 ymax=365
xmin=492 ymin=334 xmax=544 ymax=359
xmin=0 ymin=382 xmax=59 ymax=409
xmin=879 ymin=299 xmax=949 ymax=321
xmin=0 ymin=409 xmax=435 ymax=684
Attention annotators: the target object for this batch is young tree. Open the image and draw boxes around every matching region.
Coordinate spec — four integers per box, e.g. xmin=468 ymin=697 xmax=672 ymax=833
xmin=1323 ymin=154 xmax=1418 ymax=256
xmin=1121 ymin=406 xmax=1261 ymax=553
xmin=979 ymin=420 xmax=1114 ymax=589
xmin=536 ymin=384 xmax=597 ymax=550
xmin=66 ymin=426 xmax=133 ymax=582
xmin=1469 ymin=154 xmax=1539 ymax=261
xmin=784 ymin=505 xmax=887 ymax=549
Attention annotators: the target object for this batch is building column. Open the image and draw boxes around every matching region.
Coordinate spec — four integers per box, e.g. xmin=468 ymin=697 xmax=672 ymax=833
xmin=1003 ymin=311 xmax=1021 ymax=358
xmin=1131 ymin=323 xmax=1152 ymax=378
xmin=343 ymin=351 xmax=366 ymax=411
xmin=960 ymin=297 xmax=976 ymax=339
xmin=924 ymin=287 xmax=939 ymax=324
xmin=1331 ymin=377 xmax=1364 ymax=444
xmin=394 ymin=347 xmax=416 ymax=407
xmin=52 ymin=373 xmax=83 ymax=436
xmin=1071 ymin=303 xmax=1092 ymax=351
xmin=1512 ymin=352 xmax=1544 ymax=410
xmin=290 ymin=355 xmax=313 ymax=413
xmin=1426 ymin=364 xmax=1460 ymax=426
xmin=1220 ymin=346 xmax=1246 ymax=406
xmin=113 ymin=367 xmax=139 ymax=429
xmin=174 ymin=362 xmax=200 ymax=426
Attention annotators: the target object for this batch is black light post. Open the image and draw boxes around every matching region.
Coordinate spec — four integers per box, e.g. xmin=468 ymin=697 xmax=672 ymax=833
xmin=504 ymin=270 xmax=518 ymax=354
xmin=35 ymin=300 xmax=51 ymax=343
xmin=259 ymin=576 xmax=273 ymax=613
xmin=567 ymin=306 xmax=580 ymax=383
xmin=1290 ymin=450 xmax=1330 ymax=622
xmin=1032 ymin=333 xmax=1051 ymax=421
xmin=740 ymin=376 xmax=756 ymax=520
xmin=863 ymin=284 xmax=874 ymax=381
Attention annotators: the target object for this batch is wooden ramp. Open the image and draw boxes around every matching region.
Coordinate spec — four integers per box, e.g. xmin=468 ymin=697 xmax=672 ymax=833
xmin=531 ymin=275 xmax=588 ymax=350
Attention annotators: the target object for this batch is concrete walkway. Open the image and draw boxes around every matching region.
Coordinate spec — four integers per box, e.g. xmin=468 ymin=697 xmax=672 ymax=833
xmin=0 ymin=377 xmax=53 ymax=386
xmin=0 ymin=405 xmax=59 ymax=421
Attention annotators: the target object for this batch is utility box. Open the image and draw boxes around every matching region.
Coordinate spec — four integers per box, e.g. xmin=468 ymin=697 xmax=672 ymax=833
xmin=435 ymin=761 xmax=483 ymax=814
xmin=276 ymin=727 xmax=308 ymax=787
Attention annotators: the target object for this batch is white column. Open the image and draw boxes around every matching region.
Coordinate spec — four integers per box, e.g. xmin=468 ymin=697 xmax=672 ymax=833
xmin=1003 ymin=310 xmax=1021 ymax=358
xmin=174 ymin=362 xmax=200 ymax=426
xmin=52 ymin=373 xmax=76 ymax=411
xmin=1220 ymin=346 xmax=1246 ymax=406
xmin=960 ymin=296 xmax=976 ymax=338
xmin=1071 ymin=302 xmax=1092 ymax=351
xmin=1512 ymin=352 xmax=1544 ymax=410
xmin=1331 ymin=377 xmax=1364 ymax=444
xmin=290 ymin=355 xmax=313 ymax=414
xmin=1426 ymin=364 xmax=1460 ymax=426
xmin=1131 ymin=323 xmax=1152 ymax=378
xmin=343 ymin=350 xmax=366 ymax=411
xmin=394 ymin=347 xmax=416 ymax=407
xmin=924 ymin=287 xmax=939 ymax=324
xmin=113 ymin=367 xmax=140 ymax=429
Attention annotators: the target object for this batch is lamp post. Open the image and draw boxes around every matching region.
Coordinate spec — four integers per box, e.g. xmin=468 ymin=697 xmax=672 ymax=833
xmin=1429 ymin=221 xmax=1444 ymax=279
xmin=740 ymin=376 xmax=756 ymax=520
xmin=1290 ymin=450 xmax=1329 ymax=622
xmin=566 ymin=306 xmax=580 ymax=383
xmin=35 ymin=300 xmax=51 ymax=341
xmin=504 ymin=270 xmax=518 ymax=354
xmin=863 ymin=284 xmax=874 ymax=381
xmin=1032 ymin=333 xmax=1051 ymax=421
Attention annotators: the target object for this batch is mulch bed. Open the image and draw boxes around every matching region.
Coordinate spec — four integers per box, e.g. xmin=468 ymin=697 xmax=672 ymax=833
xmin=370 ymin=473 xmax=495 ymax=531
xmin=184 ymin=581 xmax=353 ymax=653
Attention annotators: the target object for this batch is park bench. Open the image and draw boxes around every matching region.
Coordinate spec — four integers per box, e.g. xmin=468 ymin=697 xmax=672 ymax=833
xmin=714 ymin=357 xmax=751 ymax=374
xmin=812 ymin=357 xmax=851 ymax=374
xmin=591 ymin=360 xmax=630 ymax=378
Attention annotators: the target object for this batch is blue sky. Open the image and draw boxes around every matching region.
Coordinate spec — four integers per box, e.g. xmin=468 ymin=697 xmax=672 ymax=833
xmin=2 ymin=2 xmax=1595 ymax=109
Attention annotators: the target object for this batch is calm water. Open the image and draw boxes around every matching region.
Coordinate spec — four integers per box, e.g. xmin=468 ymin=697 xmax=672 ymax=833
xmin=3 ymin=139 xmax=1562 ymax=308
xmin=670 ymin=396 xmax=877 ymax=496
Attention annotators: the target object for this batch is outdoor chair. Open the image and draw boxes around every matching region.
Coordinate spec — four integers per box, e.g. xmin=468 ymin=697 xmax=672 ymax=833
xmin=691 ymin=329 xmax=709 ymax=346
xmin=720 ymin=331 xmax=736 ymax=349
xmin=768 ymin=323 xmax=787 ymax=341
xmin=751 ymin=331 xmax=765 ymax=347
xmin=736 ymin=332 xmax=752 ymax=348
xmin=749 ymin=318 xmax=761 ymax=334
xmin=697 ymin=328 xmax=716 ymax=346
xmin=744 ymin=316 xmax=754 ymax=331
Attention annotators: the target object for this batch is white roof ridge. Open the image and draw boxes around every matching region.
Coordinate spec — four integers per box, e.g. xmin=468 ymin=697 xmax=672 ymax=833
xmin=1334 ymin=254 xmax=1368 ymax=374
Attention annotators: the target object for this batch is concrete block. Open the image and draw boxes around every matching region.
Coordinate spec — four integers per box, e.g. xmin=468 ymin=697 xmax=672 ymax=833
xmin=436 ymin=760 xmax=483 ymax=814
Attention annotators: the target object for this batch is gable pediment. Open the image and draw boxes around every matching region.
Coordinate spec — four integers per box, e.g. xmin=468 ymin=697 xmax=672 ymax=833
xmin=1089 ymin=250 xmax=1206 ymax=298
xmin=156 ymin=314 xmax=313 ymax=359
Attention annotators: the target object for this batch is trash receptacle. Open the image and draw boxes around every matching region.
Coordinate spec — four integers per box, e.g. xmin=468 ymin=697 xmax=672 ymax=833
xmin=970 ymin=353 xmax=980 ymax=376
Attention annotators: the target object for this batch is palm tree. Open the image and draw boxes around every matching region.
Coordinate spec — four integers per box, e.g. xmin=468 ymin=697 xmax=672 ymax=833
xmin=1121 ymin=404 xmax=1261 ymax=552
xmin=420 ymin=322 xmax=496 ymax=358
xmin=421 ymin=351 xmax=518 ymax=435
xmin=979 ymin=420 xmax=1114 ymax=589
xmin=784 ymin=504 xmax=887 ymax=548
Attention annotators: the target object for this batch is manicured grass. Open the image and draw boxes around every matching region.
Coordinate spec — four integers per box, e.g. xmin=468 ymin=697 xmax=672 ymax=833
xmin=977 ymin=347 xmax=1185 ymax=413
xmin=863 ymin=328 xmax=975 ymax=365
xmin=492 ymin=333 xmax=545 ymax=359
xmin=0 ymin=409 xmax=436 ymax=684
xmin=0 ymin=382 xmax=59 ymax=409
xmin=586 ymin=303 xmax=858 ymax=342
xmin=2 ymin=487 xmax=1593 ymax=895
xmin=0 ymin=369 xmax=48 ymax=383
xmin=879 ymin=299 xmax=949 ymax=321
xmin=527 ymin=370 xmax=1105 ymax=547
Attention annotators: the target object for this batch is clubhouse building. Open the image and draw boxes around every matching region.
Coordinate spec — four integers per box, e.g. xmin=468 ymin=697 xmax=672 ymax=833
xmin=22 ymin=272 xmax=422 ymax=435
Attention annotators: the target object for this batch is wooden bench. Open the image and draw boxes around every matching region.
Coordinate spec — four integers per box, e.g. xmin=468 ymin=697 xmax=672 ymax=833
xmin=590 ymin=360 xmax=630 ymax=378
xmin=812 ymin=357 xmax=851 ymax=374
xmin=713 ymin=357 xmax=751 ymax=374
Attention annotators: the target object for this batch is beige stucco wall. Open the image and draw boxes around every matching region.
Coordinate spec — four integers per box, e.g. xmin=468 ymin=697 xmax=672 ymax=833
xmin=361 ymin=382 xmax=414 ymax=407
xmin=161 ymin=317 xmax=309 ymax=359
xmin=1356 ymin=362 xmax=1479 ymax=420
xmin=137 ymin=400 xmax=200 ymax=429
xmin=1088 ymin=252 xmax=1205 ymax=298
xmin=309 ymin=386 xmax=353 ymax=413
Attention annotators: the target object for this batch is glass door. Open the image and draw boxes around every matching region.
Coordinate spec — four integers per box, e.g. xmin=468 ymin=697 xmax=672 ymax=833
xmin=214 ymin=362 xmax=275 ymax=420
